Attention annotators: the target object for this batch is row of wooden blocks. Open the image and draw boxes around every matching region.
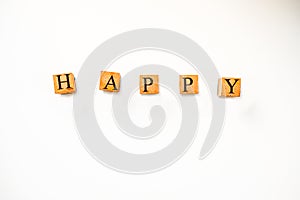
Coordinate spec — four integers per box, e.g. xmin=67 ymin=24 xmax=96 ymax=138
xmin=53 ymin=72 xmax=241 ymax=97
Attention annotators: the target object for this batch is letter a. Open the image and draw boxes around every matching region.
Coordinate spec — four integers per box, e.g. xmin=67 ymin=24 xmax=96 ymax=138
xmin=99 ymin=71 xmax=121 ymax=92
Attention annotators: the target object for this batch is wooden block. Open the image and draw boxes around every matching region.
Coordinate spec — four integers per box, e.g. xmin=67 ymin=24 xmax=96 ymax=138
xmin=218 ymin=77 xmax=241 ymax=97
xmin=140 ymin=75 xmax=159 ymax=94
xmin=53 ymin=73 xmax=76 ymax=94
xmin=99 ymin=71 xmax=121 ymax=92
xmin=179 ymin=75 xmax=199 ymax=94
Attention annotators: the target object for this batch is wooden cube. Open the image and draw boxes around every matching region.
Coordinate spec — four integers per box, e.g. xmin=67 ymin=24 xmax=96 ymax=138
xmin=179 ymin=75 xmax=199 ymax=94
xmin=53 ymin=73 xmax=76 ymax=94
xmin=99 ymin=71 xmax=121 ymax=92
xmin=140 ymin=75 xmax=159 ymax=94
xmin=218 ymin=77 xmax=241 ymax=97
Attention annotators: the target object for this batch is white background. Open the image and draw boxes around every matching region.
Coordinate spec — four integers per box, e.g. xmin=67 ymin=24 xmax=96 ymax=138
xmin=1 ymin=0 xmax=300 ymax=199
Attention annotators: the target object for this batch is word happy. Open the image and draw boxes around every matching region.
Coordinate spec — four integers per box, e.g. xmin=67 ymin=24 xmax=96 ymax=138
xmin=52 ymin=71 xmax=241 ymax=97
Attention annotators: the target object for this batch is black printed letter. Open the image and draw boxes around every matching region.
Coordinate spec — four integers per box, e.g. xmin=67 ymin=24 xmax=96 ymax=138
xmin=143 ymin=77 xmax=153 ymax=92
xmin=104 ymin=75 xmax=117 ymax=90
xmin=56 ymin=74 xmax=71 ymax=90
xmin=183 ymin=77 xmax=193 ymax=92
xmin=225 ymin=79 xmax=239 ymax=94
